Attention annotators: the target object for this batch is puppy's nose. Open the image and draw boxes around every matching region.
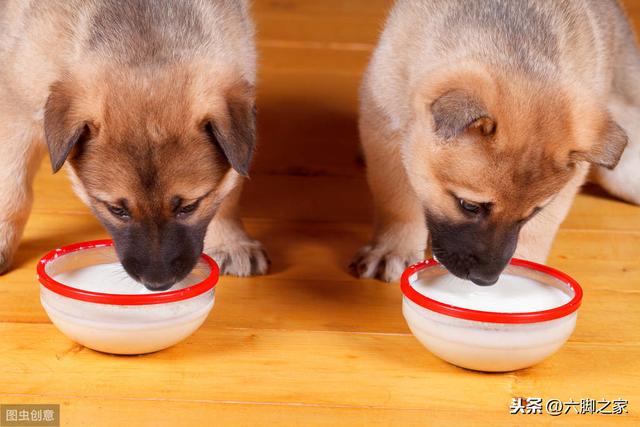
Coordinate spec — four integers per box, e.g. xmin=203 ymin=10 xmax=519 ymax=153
xmin=142 ymin=281 xmax=175 ymax=292
xmin=139 ymin=267 xmax=178 ymax=291
xmin=468 ymin=273 xmax=500 ymax=287
xmin=121 ymin=258 xmax=176 ymax=291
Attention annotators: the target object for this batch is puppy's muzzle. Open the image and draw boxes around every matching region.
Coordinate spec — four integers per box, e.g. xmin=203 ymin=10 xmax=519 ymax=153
xmin=429 ymin=217 xmax=519 ymax=287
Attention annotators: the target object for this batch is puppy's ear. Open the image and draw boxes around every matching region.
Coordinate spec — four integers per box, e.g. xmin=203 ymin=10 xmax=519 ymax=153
xmin=44 ymin=80 xmax=93 ymax=173
xmin=204 ymin=81 xmax=256 ymax=177
xmin=431 ymin=89 xmax=495 ymax=140
xmin=570 ymin=115 xmax=628 ymax=170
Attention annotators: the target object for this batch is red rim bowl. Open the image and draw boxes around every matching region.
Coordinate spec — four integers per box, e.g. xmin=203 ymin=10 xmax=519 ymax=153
xmin=37 ymin=240 xmax=219 ymax=306
xmin=400 ymin=258 xmax=582 ymax=324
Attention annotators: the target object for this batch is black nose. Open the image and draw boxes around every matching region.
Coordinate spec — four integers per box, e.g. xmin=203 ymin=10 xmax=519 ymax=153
xmin=120 ymin=257 xmax=183 ymax=291
xmin=133 ymin=266 xmax=182 ymax=291
xmin=142 ymin=281 xmax=175 ymax=292
xmin=467 ymin=258 xmax=509 ymax=287
xmin=468 ymin=274 xmax=500 ymax=286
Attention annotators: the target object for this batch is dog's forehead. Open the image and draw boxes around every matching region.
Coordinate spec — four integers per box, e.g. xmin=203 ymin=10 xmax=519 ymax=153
xmin=83 ymin=128 xmax=222 ymax=205
xmin=432 ymin=138 xmax=570 ymax=208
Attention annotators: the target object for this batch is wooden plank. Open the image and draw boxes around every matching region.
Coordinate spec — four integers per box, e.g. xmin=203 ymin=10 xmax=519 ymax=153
xmin=621 ymin=0 xmax=640 ymax=35
xmin=253 ymin=74 xmax=363 ymax=178
xmin=259 ymin=45 xmax=370 ymax=73
xmin=560 ymin=185 xmax=640 ymax=232
xmin=257 ymin=16 xmax=381 ymax=46
xmin=254 ymin=0 xmax=391 ymax=45
xmin=0 ymin=395 xmax=536 ymax=427
xmin=254 ymin=0 xmax=393 ymax=20
xmin=0 ymin=396 xmax=632 ymax=427
xmin=513 ymin=343 xmax=640 ymax=418
xmin=0 ymin=323 xmax=513 ymax=410
xmin=0 ymin=324 xmax=637 ymax=421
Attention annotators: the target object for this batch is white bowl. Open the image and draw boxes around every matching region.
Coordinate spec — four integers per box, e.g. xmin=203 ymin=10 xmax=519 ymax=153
xmin=37 ymin=240 xmax=219 ymax=355
xmin=401 ymin=259 xmax=582 ymax=372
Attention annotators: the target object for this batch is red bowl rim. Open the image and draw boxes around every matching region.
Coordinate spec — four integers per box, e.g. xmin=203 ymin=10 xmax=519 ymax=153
xmin=400 ymin=258 xmax=582 ymax=324
xmin=37 ymin=240 xmax=219 ymax=306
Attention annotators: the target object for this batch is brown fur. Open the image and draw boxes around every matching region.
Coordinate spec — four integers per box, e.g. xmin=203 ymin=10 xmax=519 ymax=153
xmin=414 ymin=69 xmax=578 ymax=220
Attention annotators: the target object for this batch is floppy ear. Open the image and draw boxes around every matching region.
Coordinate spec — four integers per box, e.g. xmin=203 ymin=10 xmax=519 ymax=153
xmin=570 ymin=115 xmax=628 ymax=169
xmin=44 ymin=81 xmax=92 ymax=173
xmin=430 ymin=89 xmax=495 ymax=140
xmin=204 ymin=82 xmax=256 ymax=177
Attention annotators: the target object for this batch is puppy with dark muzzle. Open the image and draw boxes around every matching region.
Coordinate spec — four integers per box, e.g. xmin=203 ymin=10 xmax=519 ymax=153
xmin=351 ymin=0 xmax=640 ymax=285
xmin=0 ymin=0 xmax=269 ymax=290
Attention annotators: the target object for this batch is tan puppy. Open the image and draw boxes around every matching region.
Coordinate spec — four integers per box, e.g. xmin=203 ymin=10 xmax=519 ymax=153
xmin=352 ymin=0 xmax=639 ymax=284
xmin=0 ymin=0 xmax=269 ymax=289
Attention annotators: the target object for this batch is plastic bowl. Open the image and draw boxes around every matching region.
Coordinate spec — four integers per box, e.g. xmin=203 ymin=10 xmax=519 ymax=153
xmin=37 ymin=240 xmax=219 ymax=355
xmin=400 ymin=258 xmax=582 ymax=372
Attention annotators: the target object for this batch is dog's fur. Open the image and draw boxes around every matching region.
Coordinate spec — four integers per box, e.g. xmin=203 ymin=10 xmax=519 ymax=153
xmin=352 ymin=0 xmax=640 ymax=284
xmin=0 ymin=0 xmax=269 ymax=289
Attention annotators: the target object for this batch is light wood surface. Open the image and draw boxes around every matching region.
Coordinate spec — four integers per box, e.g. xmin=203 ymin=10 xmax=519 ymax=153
xmin=1 ymin=1 xmax=639 ymax=425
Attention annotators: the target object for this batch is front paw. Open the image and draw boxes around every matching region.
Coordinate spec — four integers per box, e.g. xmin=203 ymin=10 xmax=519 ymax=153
xmin=205 ymin=239 xmax=270 ymax=277
xmin=349 ymin=244 xmax=423 ymax=282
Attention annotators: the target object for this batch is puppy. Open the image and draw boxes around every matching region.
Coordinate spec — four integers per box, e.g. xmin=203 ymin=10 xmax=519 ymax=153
xmin=0 ymin=0 xmax=269 ymax=289
xmin=352 ymin=0 xmax=639 ymax=284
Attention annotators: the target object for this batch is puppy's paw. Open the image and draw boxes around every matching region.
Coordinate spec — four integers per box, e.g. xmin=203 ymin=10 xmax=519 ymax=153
xmin=206 ymin=239 xmax=270 ymax=277
xmin=349 ymin=244 xmax=423 ymax=283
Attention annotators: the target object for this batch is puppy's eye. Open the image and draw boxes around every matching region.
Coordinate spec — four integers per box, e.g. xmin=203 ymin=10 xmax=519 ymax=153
xmin=177 ymin=201 xmax=200 ymax=218
xmin=107 ymin=205 xmax=130 ymax=220
xmin=458 ymin=198 xmax=482 ymax=215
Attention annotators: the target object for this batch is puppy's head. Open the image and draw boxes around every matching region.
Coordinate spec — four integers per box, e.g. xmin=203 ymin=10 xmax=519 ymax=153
xmin=405 ymin=67 xmax=627 ymax=286
xmin=43 ymin=67 xmax=255 ymax=290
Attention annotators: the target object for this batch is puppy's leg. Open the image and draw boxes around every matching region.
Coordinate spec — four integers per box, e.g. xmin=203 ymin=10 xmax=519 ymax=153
xmin=0 ymin=120 xmax=44 ymax=274
xmin=350 ymin=103 xmax=427 ymax=282
xmin=515 ymin=164 xmax=589 ymax=262
xmin=591 ymin=40 xmax=640 ymax=205
xmin=204 ymin=181 xmax=269 ymax=276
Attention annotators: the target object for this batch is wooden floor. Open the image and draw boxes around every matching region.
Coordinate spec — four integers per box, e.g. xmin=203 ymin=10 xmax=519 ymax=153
xmin=2 ymin=1 xmax=640 ymax=425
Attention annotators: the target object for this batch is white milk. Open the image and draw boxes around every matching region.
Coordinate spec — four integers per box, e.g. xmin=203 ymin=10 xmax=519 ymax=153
xmin=412 ymin=273 xmax=570 ymax=312
xmin=54 ymin=262 xmax=197 ymax=294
